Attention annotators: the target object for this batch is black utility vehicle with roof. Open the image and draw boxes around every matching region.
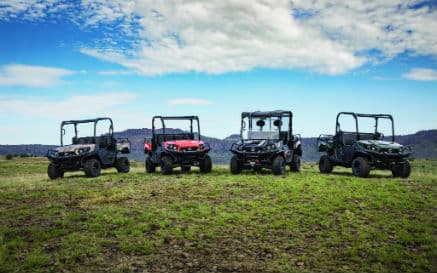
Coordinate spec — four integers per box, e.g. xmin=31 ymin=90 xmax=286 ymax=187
xmin=46 ymin=118 xmax=131 ymax=179
xmin=144 ymin=116 xmax=212 ymax=175
xmin=229 ymin=110 xmax=302 ymax=175
xmin=317 ymin=112 xmax=412 ymax=178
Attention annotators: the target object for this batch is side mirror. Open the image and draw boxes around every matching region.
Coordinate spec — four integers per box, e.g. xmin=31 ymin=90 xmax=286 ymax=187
xmin=62 ymin=128 xmax=66 ymax=135
xmin=242 ymin=120 xmax=246 ymax=129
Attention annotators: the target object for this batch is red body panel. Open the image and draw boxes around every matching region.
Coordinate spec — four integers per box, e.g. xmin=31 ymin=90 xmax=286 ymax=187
xmin=144 ymin=142 xmax=152 ymax=152
xmin=164 ymin=140 xmax=203 ymax=152
xmin=144 ymin=140 xmax=204 ymax=153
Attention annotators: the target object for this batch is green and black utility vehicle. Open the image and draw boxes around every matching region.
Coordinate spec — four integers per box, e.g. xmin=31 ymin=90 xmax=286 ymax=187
xmin=230 ymin=110 xmax=302 ymax=175
xmin=317 ymin=112 xmax=412 ymax=178
xmin=47 ymin=118 xmax=131 ymax=179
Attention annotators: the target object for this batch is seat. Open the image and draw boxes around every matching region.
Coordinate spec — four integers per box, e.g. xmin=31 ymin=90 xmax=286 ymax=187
xmin=342 ymin=133 xmax=357 ymax=145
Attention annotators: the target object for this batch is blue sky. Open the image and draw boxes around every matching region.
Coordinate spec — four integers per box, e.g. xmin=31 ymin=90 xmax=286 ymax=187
xmin=0 ymin=0 xmax=436 ymax=145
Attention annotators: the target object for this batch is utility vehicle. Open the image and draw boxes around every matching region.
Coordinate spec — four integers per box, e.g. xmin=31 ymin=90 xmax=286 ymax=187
xmin=317 ymin=112 xmax=412 ymax=178
xmin=144 ymin=116 xmax=212 ymax=175
xmin=46 ymin=118 xmax=131 ymax=179
xmin=229 ymin=110 xmax=302 ymax=175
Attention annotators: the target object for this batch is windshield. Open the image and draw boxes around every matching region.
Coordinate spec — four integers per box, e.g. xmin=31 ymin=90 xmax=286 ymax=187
xmin=242 ymin=116 xmax=284 ymax=140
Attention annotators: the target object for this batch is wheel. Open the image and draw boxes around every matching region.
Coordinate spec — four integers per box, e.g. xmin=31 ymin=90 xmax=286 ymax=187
xmin=145 ymin=155 xmax=156 ymax=173
xmin=319 ymin=155 xmax=334 ymax=173
xmin=181 ymin=166 xmax=191 ymax=173
xmin=230 ymin=155 xmax=242 ymax=174
xmin=272 ymin=155 xmax=285 ymax=175
xmin=47 ymin=163 xmax=62 ymax=180
xmin=290 ymin=154 xmax=301 ymax=172
xmin=199 ymin=154 xmax=212 ymax=173
xmin=392 ymin=161 xmax=411 ymax=178
xmin=160 ymin=156 xmax=173 ymax=175
xmin=84 ymin=158 xmax=101 ymax=178
xmin=352 ymin=157 xmax=370 ymax=178
xmin=116 ymin=157 xmax=130 ymax=173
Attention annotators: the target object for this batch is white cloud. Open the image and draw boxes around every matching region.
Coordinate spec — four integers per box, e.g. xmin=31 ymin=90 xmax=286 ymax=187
xmin=79 ymin=0 xmax=364 ymax=75
xmin=1 ymin=1 xmax=437 ymax=76
xmin=0 ymin=92 xmax=137 ymax=119
xmin=403 ymin=68 xmax=437 ymax=81
xmin=97 ymin=70 xmax=136 ymax=76
xmin=0 ymin=64 xmax=75 ymax=87
xmin=0 ymin=0 xmax=71 ymax=21
xmin=290 ymin=0 xmax=437 ymax=62
xmin=168 ymin=98 xmax=212 ymax=105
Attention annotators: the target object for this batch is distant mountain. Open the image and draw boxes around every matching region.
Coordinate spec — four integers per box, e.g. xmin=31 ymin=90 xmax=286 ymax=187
xmin=1 ymin=130 xmax=436 ymax=164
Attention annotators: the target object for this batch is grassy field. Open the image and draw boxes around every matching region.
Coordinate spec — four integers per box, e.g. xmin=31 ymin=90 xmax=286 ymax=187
xmin=0 ymin=157 xmax=436 ymax=273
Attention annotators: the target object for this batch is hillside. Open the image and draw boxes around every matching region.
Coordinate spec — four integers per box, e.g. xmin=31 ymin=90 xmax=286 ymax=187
xmin=1 ymin=130 xmax=436 ymax=164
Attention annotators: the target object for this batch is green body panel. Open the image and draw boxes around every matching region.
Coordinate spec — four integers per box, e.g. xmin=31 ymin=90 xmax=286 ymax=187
xmin=357 ymin=140 xmax=404 ymax=151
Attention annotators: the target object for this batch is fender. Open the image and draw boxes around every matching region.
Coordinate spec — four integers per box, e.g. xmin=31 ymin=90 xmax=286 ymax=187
xmin=353 ymin=151 xmax=372 ymax=162
xmin=294 ymin=145 xmax=303 ymax=156
xmin=80 ymin=152 xmax=101 ymax=166
xmin=144 ymin=142 xmax=152 ymax=153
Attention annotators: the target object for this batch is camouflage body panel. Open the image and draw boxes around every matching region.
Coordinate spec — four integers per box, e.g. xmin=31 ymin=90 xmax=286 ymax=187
xmin=55 ymin=144 xmax=96 ymax=154
xmin=357 ymin=140 xmax=411 ymax=156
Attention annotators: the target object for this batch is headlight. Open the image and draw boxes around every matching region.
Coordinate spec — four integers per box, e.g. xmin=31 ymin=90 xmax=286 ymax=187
xmin=236 ymin=144 xmax=243 ymax=151
xmin=166 ymin=144 xmax=178 ymax=151
xmin=48 ymin=150 xmax=58 ymax=157
xmin=265 ymin=144 xmax=276 ymax=151
xmin=76 ymin=147 xmax=91 ymax=155
xmin=199 ymin=143 xmax=205 ymax=150
xmin=364 ymin=144 xmax=377 ymax=152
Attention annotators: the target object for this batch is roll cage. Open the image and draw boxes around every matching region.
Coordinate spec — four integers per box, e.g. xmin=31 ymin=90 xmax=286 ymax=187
xmin=151 ymin=116 xmax=201 ymax=149
xmin=336 ymin=112 xmax=395 ymax=142
xmin=60 ymin=117 xmax=114 ymax=146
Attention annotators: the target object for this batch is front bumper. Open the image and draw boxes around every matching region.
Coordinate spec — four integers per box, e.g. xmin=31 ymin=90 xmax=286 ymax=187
xmin=47 ymin=150 xmax=90 ymax=170
xmin=365 ymin=147 xmax=412 ymax=168
xmin=230 ymin=145 xmax=278 ymax=169
xmin=166 ymin=148 xmax=211 ymax=165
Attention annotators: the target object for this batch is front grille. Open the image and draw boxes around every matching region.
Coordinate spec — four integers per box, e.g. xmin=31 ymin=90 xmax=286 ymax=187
xmin=58 ymin=151 xmax=76 ymax=157
xmin=181 ymin=147 xmax=198 ymax=152
xmin=243 ymin=147 xmax=262 ymax=152
xmin=380 ymin=148 xmax=399 ymax=154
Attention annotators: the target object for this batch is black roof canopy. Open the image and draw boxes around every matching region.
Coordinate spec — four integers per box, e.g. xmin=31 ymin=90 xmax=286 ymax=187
xmin=241 ymin=110 xmax=292 ymax=118
xmin=337 ymin=112 xmax=393 ymax=120
xmin=61 ymin=117 xmax=113 ymax=126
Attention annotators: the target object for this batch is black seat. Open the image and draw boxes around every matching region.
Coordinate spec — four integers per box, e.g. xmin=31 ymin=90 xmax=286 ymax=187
xmin=342 ymin=133 xmax=357 ymax=145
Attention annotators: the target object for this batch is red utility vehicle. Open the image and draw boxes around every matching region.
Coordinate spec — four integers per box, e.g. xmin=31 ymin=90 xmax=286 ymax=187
xmin=144 ymin=116 xmax=212 ymax=175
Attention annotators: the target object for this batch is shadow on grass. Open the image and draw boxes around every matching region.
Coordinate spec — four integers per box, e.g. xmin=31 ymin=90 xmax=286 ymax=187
xmin=328 ymin=171 xmax=394 ymax=179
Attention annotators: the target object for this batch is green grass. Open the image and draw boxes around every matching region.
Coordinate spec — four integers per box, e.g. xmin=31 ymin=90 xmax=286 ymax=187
xmin=0 ymin=157 xmax=436 ymax=272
